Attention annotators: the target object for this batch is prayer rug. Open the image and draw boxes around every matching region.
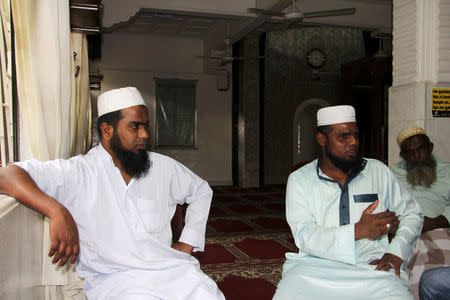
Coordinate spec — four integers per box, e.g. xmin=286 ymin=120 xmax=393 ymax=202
xmin=194 ymin=186 xmax=296 ymax=300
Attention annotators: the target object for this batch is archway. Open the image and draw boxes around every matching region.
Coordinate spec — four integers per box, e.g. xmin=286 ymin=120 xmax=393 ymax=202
xmin=292 ymin=99 xmax=329 ymax=166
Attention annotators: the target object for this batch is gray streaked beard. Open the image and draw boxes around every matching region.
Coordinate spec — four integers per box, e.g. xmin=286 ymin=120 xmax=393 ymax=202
xmin=405 ymin=156 xmax=437 ymax=187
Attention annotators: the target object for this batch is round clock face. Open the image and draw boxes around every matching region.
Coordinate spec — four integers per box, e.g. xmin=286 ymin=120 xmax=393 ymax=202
xmin=307 ymin=49 xmax=326 ymax=68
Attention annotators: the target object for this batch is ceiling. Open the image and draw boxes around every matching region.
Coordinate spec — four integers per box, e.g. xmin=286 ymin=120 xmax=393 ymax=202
xmin=106 ymin=8 xmax=254 ymax=49
xmin=99 ymin=0 xmax=392 ymax=54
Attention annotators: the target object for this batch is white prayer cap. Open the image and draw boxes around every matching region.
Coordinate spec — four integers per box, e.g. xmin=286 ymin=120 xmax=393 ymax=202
xmin=397 ymin=126 xmax=426 ymax=146
xmin=317 ymin=105 xmax=356 ymax=126
xmin=97 ymin=87 xmax=146 ymax=118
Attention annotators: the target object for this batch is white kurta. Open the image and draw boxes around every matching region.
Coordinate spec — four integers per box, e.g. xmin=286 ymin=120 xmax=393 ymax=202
xmin=15 ymin=145 xmax=224 ymax=300
xmin=273 ymin=158 xmax=423 ymax=300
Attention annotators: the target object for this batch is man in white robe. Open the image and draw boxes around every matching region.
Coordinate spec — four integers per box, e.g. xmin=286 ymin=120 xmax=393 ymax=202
xmin=0 ymin=87 xmax=225 ymax=300
xmin=273 ymin=105 xmax=423 ymax=300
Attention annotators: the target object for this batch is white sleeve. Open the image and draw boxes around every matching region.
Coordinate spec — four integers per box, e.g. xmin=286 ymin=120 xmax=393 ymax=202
xmin=13 ymin=159 xmax=69 ymax=205
xmin=385 ymin=167 xmax=423 ymax=263
xmin=167 ymin=159 xmax=212 ymax=252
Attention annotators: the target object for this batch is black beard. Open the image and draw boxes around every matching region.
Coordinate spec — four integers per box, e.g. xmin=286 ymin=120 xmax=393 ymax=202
xmin=110 ymin=132 xmax=151 ymax=179
xmin=325 ymin=145 xmax=361 ymax=173
xmin=405 ymin=156 xmax=437 ymax=187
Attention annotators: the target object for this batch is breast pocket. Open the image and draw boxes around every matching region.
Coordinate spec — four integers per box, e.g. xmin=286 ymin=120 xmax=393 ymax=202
xmin=353 ymin=193 xmax=378 ymax=203
xmin=137 ymin=197 xmax=165 ymax=234
xmin=352 ymin=193 xmax=379 ymax=221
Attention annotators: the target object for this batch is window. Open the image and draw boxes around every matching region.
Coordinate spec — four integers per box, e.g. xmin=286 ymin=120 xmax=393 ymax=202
xmin=155 ymin=79 xmax=197 ymax=149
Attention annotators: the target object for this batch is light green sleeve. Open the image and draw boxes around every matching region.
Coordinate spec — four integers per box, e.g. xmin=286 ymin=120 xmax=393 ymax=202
xmin=286 ymin=172 xmax=357 ymax=265
xmin=441 ymin=162 xmax=450 ymax=224
xmin=385 ymin=167 xmax=424 ymax=264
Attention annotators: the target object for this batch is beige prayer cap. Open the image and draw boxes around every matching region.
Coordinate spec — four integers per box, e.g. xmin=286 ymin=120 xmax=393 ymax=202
xmin=397 ymin=126 xmax=426 ymax=146
xmin=97 ymin=87 xmax=147 ymax=118
xmin=317 ymin=105 xmax=356 ymax=126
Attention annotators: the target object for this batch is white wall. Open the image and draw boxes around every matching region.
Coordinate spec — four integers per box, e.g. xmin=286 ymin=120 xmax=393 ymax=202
xmin=389 ymin=82 xmax=450 ymax=165
xmin=91 ymin=32 xmax=232 ymax=186
xmin=389 ymin=0 xmax=450 ymax=165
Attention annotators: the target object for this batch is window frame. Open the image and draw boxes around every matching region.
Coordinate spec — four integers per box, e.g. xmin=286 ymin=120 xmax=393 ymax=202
xmin=154 ymin=78 xmax=198 ymax=150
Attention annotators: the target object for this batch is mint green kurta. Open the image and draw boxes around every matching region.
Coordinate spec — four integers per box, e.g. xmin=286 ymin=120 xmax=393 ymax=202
xmin=390 ymin=158 xmax=450 ymax=223
xmin=273 ymin=158 xmax=423 ymax=300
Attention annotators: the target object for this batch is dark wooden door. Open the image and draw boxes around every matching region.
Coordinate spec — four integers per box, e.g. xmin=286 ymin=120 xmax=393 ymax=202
xmin=341 ymin=56 xmax=392 ymax=164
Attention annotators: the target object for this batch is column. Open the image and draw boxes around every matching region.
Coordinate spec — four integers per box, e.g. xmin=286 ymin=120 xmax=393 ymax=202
xmin=389 ymin=0 xmax=450 ymax=165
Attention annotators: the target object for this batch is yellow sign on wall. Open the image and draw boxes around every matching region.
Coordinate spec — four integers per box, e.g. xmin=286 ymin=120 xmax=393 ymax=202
xmin=432 ymin=88 xmax=450 ymax=117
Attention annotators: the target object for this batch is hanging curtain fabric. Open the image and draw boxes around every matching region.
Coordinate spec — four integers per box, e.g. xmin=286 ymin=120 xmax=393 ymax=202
xmin=0 ymin=0 xmax=13 ymax=166
xmin=70 ymin=32 xmax=91 ymax=156
xmin=11 ymin=0 xmax=88 ymax=299
xmin=12 ymin=0 xmax=72 ymax=161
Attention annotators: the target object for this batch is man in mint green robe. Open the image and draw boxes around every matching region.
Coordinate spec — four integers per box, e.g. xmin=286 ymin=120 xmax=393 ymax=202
xmin=273 ymin=106 xmax=423 ymax=300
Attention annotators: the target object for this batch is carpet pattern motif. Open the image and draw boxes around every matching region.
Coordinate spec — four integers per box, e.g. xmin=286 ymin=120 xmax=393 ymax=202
xmin=193 ymin=186 xmax=296 ymax=299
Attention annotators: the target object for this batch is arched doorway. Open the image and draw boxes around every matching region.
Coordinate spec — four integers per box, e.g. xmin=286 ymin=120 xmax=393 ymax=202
xmin=293 ymin=99 xmax=329 ymax=166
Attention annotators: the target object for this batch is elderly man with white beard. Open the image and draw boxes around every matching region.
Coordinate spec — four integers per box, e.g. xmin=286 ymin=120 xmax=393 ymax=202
xmin=390 ymin=126 xmax=450 ymax=300
xmin=390 ymin=126 xmax=450 ymax=233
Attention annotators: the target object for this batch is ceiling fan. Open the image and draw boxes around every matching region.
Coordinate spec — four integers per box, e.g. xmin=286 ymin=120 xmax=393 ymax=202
xmin=247 ymin=0 xmax=356 ymax=26
xmin=195 ymin=24 xmax=264 ymax=67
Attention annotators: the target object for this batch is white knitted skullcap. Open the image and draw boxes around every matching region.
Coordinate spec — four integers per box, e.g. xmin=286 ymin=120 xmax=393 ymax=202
xmin=97 ymin=87 xmax=146 ymax=117
xmin=317 ymin=105 xmax=356 ymax=126
xmin=397 ymin=126 xmax=426 ymax=146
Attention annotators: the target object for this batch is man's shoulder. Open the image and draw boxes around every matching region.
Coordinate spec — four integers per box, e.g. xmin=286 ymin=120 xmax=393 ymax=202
xmin=435 ymin=159 xmax=450 ymax=179
xmin=388 ymin=160 xmax=406 ymax=175
xmin=290 ymin=159 xmax=317 ymax=179
xmin=361 ymin=158 xmax=393 ymax=176
xmin=363 ymin=158 xmax=389 ymax=169
xmin=148 ymin=151 xmax=175 ymax=163
xmin=147 ymin=152 xmax=186 ymax=170
xmin=436 ymin=158 xmax=450 ymax=170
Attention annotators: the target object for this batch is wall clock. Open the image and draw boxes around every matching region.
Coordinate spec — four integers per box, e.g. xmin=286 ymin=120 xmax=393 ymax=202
xmin=307 ymin=48 xmax=326 ymax=68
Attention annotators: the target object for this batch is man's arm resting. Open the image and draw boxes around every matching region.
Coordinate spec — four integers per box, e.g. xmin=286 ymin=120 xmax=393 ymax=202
xmin=0 ymin=165 xmax=79 ymax=266
xmin=422 ymin=215 xmax=449 ymax=233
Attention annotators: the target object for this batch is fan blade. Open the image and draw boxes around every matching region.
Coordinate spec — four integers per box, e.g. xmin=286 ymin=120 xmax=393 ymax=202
xmin=303 ymin=8 xmax=356 ymax=19
xmin=280 ymin=20 xmax=296 ymax=30
xmin=247 ymin=8 xmax=284 ymax=17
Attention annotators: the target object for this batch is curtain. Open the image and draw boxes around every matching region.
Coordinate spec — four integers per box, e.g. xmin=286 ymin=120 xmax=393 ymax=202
xmin=70 ymin=33 xmax=91 ymax=156
xmin=12 ymin=0 xmax=90 ymax=298
xmin=12 ymin=0 xmax=72 ymax=161
xmin=0 ymin=0 xmax=13 ymax=166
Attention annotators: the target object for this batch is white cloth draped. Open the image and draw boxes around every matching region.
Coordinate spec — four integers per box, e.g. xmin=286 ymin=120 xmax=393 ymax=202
xmin=11 ymin=0 xmax=91 ymax=298
xmin=0 ymin=0 xmax=13 ymax=166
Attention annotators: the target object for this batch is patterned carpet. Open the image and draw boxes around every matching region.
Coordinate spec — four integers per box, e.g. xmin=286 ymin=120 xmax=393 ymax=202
xmin=193 ymin=186 xmax=296 ymax=300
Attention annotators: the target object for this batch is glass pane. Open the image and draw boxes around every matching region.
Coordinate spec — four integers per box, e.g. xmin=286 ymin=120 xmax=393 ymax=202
xmin=156 ymin=80 xmax=196 ymax=148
